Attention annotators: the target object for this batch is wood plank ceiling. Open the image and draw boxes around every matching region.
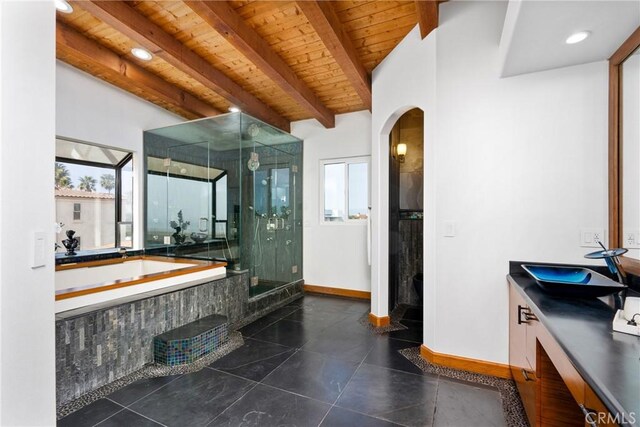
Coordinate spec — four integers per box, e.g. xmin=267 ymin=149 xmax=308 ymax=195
xmin=57 ymin=1 xmax=442 ymax=131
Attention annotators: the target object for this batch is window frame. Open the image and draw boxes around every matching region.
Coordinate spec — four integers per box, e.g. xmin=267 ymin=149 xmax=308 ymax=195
xmin=73 ymin=203 xmax=81 ymax=221
xmin=319 ymin=156 xmax=370 ymax=225
xmin=55 ymin=151 xmax=134 ymax=250
xmin=146 ymin=167 xmax=228 ymax=241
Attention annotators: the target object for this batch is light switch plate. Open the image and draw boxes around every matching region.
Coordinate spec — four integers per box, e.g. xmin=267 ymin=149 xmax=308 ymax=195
xmin=31 ymin=231 xmax=46 ymax=269
xmin=444 ymin=221 xmax=456 ymax=237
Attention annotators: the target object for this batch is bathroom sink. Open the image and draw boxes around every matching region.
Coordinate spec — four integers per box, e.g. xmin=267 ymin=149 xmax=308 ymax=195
xmin=521 ymin=264 xmax=627 ymax=297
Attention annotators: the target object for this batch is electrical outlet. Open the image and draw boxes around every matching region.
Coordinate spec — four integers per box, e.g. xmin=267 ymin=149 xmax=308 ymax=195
xmin=623 ymin=230 xmax=640 ymax=248
xmin=580 ymin=228 xmax=606 ymax=248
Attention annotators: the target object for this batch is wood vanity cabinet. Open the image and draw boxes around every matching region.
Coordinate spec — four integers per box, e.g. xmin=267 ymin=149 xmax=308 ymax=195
xmin=584 ymin=386 xmax=617 ymax=427
xmin=509 ymin=285 xmax=539 ymax=426
xmin=509 ymin=283 xmax=618 ymax=427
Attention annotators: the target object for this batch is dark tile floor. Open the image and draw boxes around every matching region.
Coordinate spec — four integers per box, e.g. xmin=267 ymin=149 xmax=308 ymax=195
xmin=58 ymin=295 xmax=506 ymax=427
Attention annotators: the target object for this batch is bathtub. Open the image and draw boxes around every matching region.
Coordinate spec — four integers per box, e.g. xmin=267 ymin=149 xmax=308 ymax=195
xmin=55 ymin=256 xmax=227 ymax=313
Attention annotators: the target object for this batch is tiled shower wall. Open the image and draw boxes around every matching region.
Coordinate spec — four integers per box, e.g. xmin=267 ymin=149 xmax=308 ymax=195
xmin=55 ymin=273 xmax=248 ymax=405
xmin=398 ymin=219 xmax=423 ymax=306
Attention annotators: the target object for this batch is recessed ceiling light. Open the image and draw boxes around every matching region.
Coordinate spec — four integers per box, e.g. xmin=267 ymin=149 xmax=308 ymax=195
xmin=55 ymin=0 xmax=73 ymax=14
xmin=131 ymin=47 xmax=153 ymax=61
xmin=566 ymin=31 xmax=591 ymax=45
xmin=229 ymin=106 xmax=241 ymax=113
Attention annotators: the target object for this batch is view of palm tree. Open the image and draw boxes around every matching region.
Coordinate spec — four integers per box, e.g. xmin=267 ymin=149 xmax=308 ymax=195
xmin=55 ymin=162 xmax=73 ymax=189
xmin=100 ymin=173 xmax=115 ymax=193
xmin=78 ymin=175 xmax=97 ymax=192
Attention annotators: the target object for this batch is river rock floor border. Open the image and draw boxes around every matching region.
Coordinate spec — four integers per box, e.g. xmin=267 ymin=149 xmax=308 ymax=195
xmin=399 ymin=347 xmax=528 ymax=427
xmin=56 ymin=332 xmax=244 ymax=420
xmin=358 ymin=304 xmax=409 ymax=334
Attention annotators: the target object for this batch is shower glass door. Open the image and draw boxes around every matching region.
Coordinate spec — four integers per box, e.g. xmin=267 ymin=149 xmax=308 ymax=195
xmin=244 ymin=120 xmax=302 ymax=298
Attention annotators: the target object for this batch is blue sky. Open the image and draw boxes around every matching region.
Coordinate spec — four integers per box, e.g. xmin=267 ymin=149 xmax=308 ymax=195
xmin=61 ymin=162 xmax=115 ymax=193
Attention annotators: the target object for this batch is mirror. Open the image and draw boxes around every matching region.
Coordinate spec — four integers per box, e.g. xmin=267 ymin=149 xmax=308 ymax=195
xmin=610 ymin=26 xmax=640 ymax=273
xmin=621 ymin=47 xmax=640 ymax=259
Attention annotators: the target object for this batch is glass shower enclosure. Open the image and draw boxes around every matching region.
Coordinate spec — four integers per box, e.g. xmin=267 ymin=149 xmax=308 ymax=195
xmin=143 ymin=113 xmax=303 ymax=298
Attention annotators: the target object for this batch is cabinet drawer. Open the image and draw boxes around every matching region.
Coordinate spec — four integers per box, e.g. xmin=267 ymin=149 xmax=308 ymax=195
xmin=513 ymin=364 xmax=538 ymax=426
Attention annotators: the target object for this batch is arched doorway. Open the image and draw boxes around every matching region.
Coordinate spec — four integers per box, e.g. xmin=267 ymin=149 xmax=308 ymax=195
xmin=388 ymin=108 xmax=424 ymax=312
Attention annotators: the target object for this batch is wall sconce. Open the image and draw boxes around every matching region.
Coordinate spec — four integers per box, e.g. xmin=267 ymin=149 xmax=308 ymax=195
xmin=396 ymin=143 xmax=407 ymax=163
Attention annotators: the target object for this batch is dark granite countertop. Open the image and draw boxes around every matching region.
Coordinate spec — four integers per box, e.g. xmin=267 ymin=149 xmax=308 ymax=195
xmin=508 ymin=261 xmax=640 ymax=426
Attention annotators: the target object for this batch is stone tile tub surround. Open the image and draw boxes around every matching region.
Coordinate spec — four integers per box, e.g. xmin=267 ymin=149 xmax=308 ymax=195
xmin=55 ymin=272 xmax=247 ymax=406
xmin=55 ymin=272 xmax=304 ymax=406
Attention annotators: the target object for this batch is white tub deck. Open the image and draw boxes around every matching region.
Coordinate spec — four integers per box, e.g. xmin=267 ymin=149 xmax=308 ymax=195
xmin=55 ymin=256 xmax=226 ymax=313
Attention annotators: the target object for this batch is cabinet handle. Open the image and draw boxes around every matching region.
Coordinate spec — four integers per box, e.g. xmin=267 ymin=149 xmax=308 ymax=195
xmin=517 ymin=305 xmax=530 ymax=324
xmin=521 ymin=369 xmax=534 ymax=382
xmin=524 ymin=312 xmax=538 ymax=322
xmin=580 ymin=404 xmax=598 ymax=427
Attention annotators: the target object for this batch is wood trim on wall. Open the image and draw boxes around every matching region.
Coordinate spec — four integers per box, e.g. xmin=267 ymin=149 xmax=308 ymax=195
xmin=609 ymin=60 xmax=621 ymax=249
xmin=619 ymin=255 xmax=640 ymax=277
xmin=303 ymin=284 xmax=371 ymax=300
xmin=368 ymin=313 xmax=391 ymax=327
xmin=609 ymin=26 xmax=640 ymax=275
xmin=420 ymin=344 xmax=512 ymax=379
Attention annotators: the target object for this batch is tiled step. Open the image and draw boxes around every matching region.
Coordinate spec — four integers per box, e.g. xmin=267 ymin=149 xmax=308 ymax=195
xmin=153 ymin=314 xmax=228 ymax=366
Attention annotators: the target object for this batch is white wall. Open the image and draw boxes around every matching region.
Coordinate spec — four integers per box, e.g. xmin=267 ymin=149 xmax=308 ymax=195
xmin=0 ymin=1 xmax=56 ymax=424
xmin=292 ymin=111 xmax=372 ymax=292
xmin=56 ymin=62 xmax=183 ymax=248
xmin=370 ymin=26 xmax=437 ymax=332
xmin=372 ymin=1 xmax=608 ymax=364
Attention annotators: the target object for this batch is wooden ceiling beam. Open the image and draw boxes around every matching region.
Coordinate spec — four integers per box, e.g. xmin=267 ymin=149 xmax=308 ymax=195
xmin=296 ymin=1 xmax=371 ymax=110
xmin=415 ymin=0 xmax=445 ymax=40
xmin=185 ymin=0 xmax=335 ymax=129
xmin=80 ymin=0 xmax=290 ymax=131
xmin=56 ymin=23 xmax=220 ymax=120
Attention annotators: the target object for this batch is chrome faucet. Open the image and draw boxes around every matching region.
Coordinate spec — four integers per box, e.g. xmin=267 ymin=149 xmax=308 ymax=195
xmin=585 ymin=241 xmax=628 ymax=309
xmin=594 ymin=241 xmax=627 ymax=284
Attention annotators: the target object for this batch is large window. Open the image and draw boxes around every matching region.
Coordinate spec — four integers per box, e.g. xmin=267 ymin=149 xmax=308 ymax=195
xmin=321 ymin=156 xmax=370 ymax=223
xmin=55 ymin=138 xmax=133 ymax=252
xmin=145 ymin=156 xmax=227 ymax=245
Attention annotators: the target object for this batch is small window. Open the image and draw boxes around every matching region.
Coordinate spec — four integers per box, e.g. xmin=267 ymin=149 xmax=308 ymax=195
xmin=321 ymin=157 xmax=370 ymax=223
xmin=73 ymin=203 xmax=81 ymax=221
